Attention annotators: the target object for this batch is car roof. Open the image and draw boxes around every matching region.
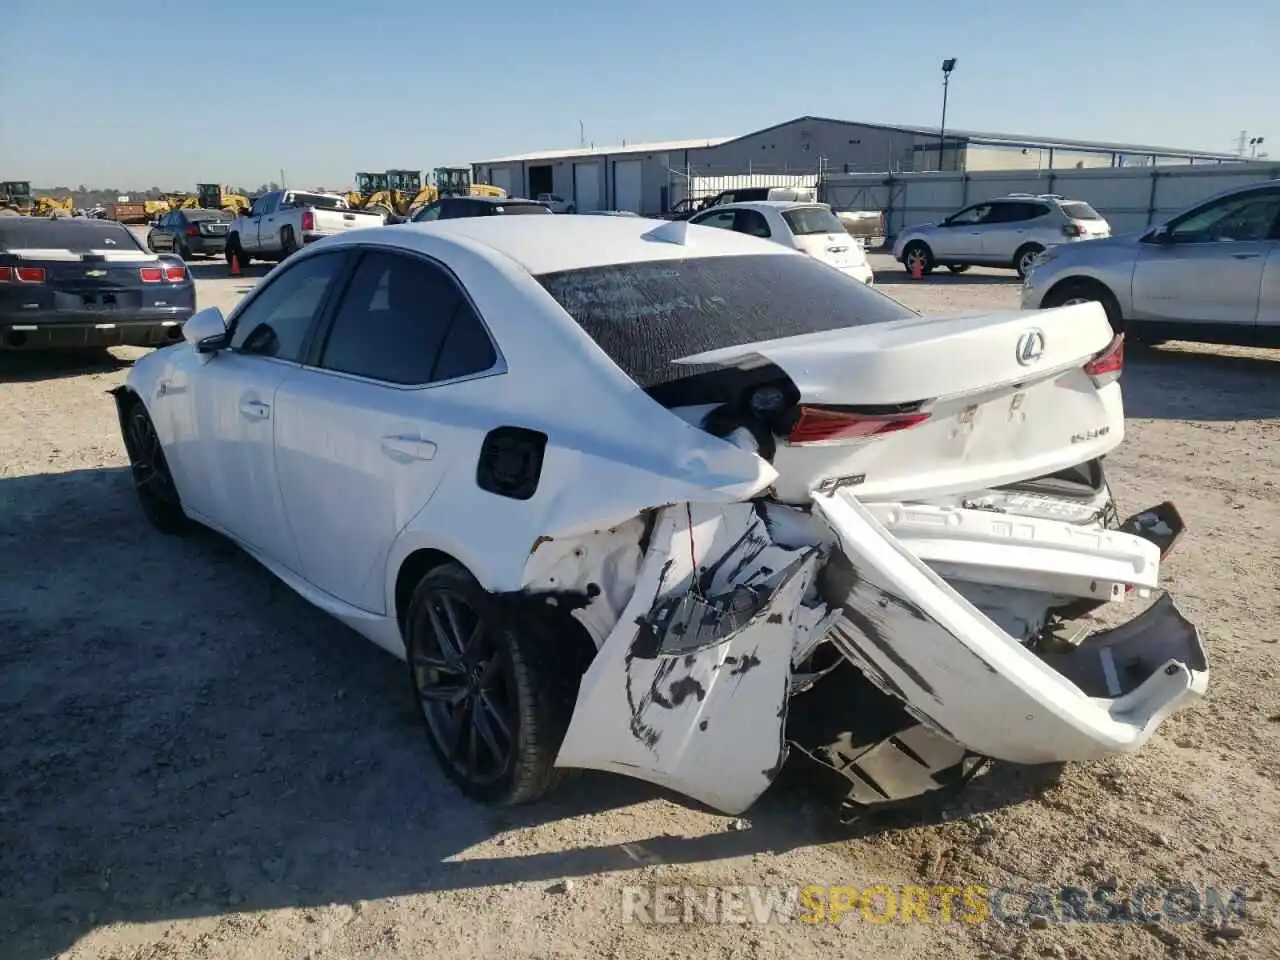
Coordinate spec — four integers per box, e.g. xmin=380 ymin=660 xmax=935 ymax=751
xmin=698 ymin=200 xmax=829 ymax=212
xmin=357 ymin=214 xmax=796 ymax=274
xmin=450 ymin=196 xmax=543 ymax=206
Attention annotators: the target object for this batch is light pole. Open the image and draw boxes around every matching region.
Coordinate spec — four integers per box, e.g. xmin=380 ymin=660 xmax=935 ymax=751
xmin=1250 ymin=136 xmax=1265 ymax=159
xmin=939 ymin=58 xmax=957 ymax=171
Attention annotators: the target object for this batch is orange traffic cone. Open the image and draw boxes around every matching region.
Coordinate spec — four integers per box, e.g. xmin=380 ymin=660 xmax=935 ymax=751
xmin=910 ymin=258 xmax=923 ymax=281
xmin=230 ymin=252 xmax=240 ymax=277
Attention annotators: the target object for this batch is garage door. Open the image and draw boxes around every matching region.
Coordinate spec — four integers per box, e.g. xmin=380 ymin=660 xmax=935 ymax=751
xmin=613 ymin=160 xmax=643 ymax=213
xmin=573 ymin=163 xmax=600 ymax=212
xmin=488 ymin=167 xmax=512 ymax=196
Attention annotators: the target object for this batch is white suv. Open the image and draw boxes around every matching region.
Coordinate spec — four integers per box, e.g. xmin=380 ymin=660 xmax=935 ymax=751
xmin=536 ymin=193 xmax=575 ymax=214
xmin=892 ymin=194 xmax=1110 ymax=279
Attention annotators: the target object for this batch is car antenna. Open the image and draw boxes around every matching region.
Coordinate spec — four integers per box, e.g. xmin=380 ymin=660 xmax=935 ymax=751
xmin=643 ymin=219 xmax=693 ymax=245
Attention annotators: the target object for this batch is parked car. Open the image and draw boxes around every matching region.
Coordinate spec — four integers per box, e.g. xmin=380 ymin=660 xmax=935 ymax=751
xmin=111 ymin=215 xmax=1204 ymax=817
xmin=1 ymin=216 xmax=194 ymax=351
xmin=226 ymin=190 xmax=384 ymax=270
xmin=666 ymin=186 xmax=818 ymax=221
xmin=147 ymin=208 xmax=234 ymax=259
xmin=409 ymin=196 xmax=553 ymax=222
xmin=583 ymin=210 xmax=641 ymax=217
xmin=893 ymin=194 xmax=1111 ymax=279
xmin=535 ymin=193 xmax=575 ymax=214
xmin=1022 ymin=180 xmax=1280 ymax=348
xmin=689 ymin=200 xmax=875 ymax=284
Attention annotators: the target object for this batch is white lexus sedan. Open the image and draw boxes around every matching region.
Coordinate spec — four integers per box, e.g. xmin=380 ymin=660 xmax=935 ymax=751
xmin=112 ymin=215 xmax=1207 ymax=817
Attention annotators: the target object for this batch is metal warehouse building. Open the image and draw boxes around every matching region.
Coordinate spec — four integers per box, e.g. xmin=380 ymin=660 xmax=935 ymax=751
xmin=471 ymin=115 xmax=1241 ymax=216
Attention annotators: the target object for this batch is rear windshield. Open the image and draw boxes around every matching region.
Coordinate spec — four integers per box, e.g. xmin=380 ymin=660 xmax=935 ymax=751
xmin=1060 ymin=201 xmax=1102 ymax=220
xmin=283 ymin=192 xmax=346 ymax=210
xmin=536 ymin=254 xmax=915 ymax=389
xmin=496 ymin=203 xmax=552 ymax=215
xmin=781 ymin=206 xmax=846 ymax=236
xmin=184 ymin=209 xmax=232 ymax=221
xmin=0 ymin=218 xmax=143 ymax=252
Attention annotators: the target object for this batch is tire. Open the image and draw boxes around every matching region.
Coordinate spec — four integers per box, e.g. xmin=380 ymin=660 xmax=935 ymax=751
xmin=122 ymin=397 xmax=189 ymax=535
xmin=945 ymin=264 xmax=970 ymax=274
xmin=1014 ymin=244 xmax=1045 ymax=280
xmin=404 ymin=562 xmax=589 ymax=805
xmin=1040 ymin=279 xmax=1125 ymax=335
xmin=902 ymin=241 xmax=934 ymax=275
xmin=280 ymin=226 xmax=298 ymax=258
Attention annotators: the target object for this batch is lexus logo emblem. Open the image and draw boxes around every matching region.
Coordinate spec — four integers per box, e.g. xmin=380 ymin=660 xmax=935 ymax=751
xmin=1016 ymin=328 xmax=1046 ymax=365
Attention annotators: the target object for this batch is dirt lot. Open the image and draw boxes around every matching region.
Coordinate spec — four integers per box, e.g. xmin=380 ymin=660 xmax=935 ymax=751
xmin=2 ymin=253 xmax=1277 ymax=960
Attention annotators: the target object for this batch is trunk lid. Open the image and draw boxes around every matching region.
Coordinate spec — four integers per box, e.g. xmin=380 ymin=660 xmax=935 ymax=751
xmin=791 ymin=232 xmax=864 ymax=269
xmin=674 ymin=302 xmax=1124 ymax=503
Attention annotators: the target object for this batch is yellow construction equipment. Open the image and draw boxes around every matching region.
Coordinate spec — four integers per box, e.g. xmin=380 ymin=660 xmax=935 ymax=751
xmin=33 ymin=195 xmax=75 ymax=217
xmin=196 ymin=183 xmax=251 ymax=215
xmin=162 ymin=192 xmax=200 ymax=211
xmin=433 ymin=167 xmax=507 ymax=199
xmin=347 ymin=170 xmax=438 ymax=220
xmin=1 ymin=181 xmax=34 ymax=215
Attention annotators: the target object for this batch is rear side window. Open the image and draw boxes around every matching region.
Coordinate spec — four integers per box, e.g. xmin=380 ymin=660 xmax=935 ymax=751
xmin=0 ymin=219 xmax=143 ymax=252
xmin=318 ymin=251 xmax=495 ymax=384
xmin=536 ymin=254 xmax=915 ymax=390
xmin=781 ymin=206 xmax=845 ymax=235
xmin=495 ymin=203 xmax=552 ymax=216
xmin=1060 ymin=202 xmax=1102 ymax=220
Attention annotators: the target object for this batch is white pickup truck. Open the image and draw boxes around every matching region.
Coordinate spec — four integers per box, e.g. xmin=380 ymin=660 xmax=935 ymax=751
xmin=226 ymin=189 xmax=384 ymax=268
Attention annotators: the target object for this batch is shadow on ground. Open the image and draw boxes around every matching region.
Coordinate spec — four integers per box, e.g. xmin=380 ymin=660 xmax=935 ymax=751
xmin=0 ymin=466 xmax=1066 ymax=959
xmin=874 ymin=267 xmax=1022 ymax=286
xmin=0 ymin=348 xmax=133 ymax=383
xmin=1120 ymin=342 xmax=1279 ymax=421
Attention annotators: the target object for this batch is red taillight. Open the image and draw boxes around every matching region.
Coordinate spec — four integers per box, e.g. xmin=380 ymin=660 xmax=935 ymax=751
xmin=186 ymin=224 xmax=201 ymax=237
xmin=163 ymin=264 xmax=186 ymax=282
xmin=1084 ymin=333 xmax=1124 ymax=386
xmin=788 ymin=405 xmax=932 ymax=444
xmin=14 ymin=266 xmax=46 ymax=283
xmin=301 ymin=210 xmax=315 ymax=231
xmin=1062 ymin=223 xmax=1085 ymax=237
xmin=139 ymin=266 xmax=164 ymax=283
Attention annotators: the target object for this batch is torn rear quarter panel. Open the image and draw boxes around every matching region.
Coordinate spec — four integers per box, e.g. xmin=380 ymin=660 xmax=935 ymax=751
xmin=555 ymin=502 xmax=826 ymax=815
xmin=812 ymin=488 xmax=1208 ymax=764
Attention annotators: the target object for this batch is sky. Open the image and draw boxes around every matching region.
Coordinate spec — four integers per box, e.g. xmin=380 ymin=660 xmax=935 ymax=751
xmin=2 ymin=0 xmax=1275 ymax=190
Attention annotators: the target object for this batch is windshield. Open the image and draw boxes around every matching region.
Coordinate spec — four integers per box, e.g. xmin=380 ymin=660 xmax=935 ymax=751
xmin=781 ymin=206 xmax=845 ymax=236
xmin=1060 ymin=202 xmax=1103 ymax=221
xmin=283 ymin=192 xmax=346 ymax=210
xmin=536 ymin=254 xmax=914 ymax=390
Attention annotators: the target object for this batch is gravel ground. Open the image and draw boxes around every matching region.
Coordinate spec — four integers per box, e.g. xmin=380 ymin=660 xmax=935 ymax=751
xmin=1 ymin=251 xmax=1277 ymax=960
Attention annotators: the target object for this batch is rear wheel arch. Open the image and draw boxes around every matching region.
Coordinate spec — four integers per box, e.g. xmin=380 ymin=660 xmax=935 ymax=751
xmin=395 ymin=547 xmax=463 ymax=634
xmin=1014 ymin=242 xmax=1046 ymax=278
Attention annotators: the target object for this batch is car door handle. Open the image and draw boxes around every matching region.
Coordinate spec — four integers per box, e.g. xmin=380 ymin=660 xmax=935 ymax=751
xmin=1231 ymin=253 xmax=1260 ymax=260
xmin=380 ymin=435 xmax=437 ymax=463
xmin=239 ymin=399 xmax=271 ymax=420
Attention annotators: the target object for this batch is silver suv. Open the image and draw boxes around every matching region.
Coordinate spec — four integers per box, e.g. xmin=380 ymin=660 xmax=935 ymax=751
xmin=893 ymin=194 xmax=1111 ymax=279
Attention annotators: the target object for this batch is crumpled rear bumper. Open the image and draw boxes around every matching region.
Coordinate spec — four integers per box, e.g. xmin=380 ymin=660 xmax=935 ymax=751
xmin=812 ymin=488 xmax=1208 ymax=765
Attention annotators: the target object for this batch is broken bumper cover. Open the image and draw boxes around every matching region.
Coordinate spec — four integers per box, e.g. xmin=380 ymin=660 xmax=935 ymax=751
xmin=551 ymin=488 xmax=1207 ymax=816
xmin=813 ymin=489 xmax=1208 ymax=765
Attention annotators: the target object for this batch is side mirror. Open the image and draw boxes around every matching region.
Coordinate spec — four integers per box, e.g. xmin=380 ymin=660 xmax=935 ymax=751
xmin=1145 ymin=224 xmax=1173 ymax=244
xmin=183 ymin=306 xmax=228 ymax=352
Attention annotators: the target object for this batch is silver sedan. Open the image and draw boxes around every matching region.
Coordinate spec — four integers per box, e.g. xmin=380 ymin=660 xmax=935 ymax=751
xmin=1021 ymin=180 xmax=1280 ymax=348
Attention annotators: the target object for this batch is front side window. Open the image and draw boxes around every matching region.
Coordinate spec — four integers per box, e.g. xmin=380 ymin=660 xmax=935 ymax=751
xmin=734 ymin=209 xmax=772 ymax=238
xmin=1168 ymin=191 xmax=1280 ymax=243
xmin=229 ymin=251 xmax=346 ymax=361
xmin=690 ymin=209 xmax=737 ymax=231
xmin=947 ymin=204 xmax=990 ymax=226
xmin=317 ymin=251 xmax=495 ymax=384
xmin=412 ymin=202 xmax=442 ymax=222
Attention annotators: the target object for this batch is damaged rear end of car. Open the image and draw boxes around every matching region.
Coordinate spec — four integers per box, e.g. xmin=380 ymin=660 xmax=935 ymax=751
xmin=515 ymin=245 xmax=1208 ymax=817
